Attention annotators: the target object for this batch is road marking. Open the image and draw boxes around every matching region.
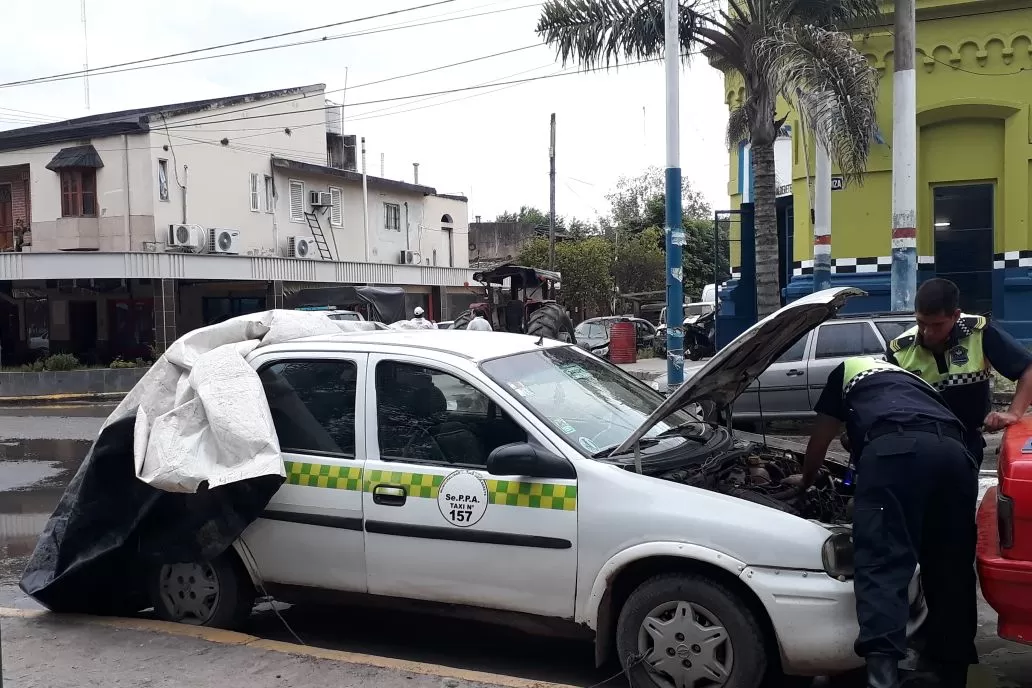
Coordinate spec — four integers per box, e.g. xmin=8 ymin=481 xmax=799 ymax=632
xmin=0 ymin=608 xmax=580 ymax=688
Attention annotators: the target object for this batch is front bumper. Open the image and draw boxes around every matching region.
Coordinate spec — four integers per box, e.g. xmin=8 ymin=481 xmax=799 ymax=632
xmin=743 ymin=565 xmax=926 ymax=676
xmin=976 ymin=486 xmax=1032 ymax=645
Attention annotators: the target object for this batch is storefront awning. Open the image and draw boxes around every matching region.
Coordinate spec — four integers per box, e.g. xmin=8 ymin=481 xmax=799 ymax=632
xmin=45 ymin=145 xmax=104 ymax=171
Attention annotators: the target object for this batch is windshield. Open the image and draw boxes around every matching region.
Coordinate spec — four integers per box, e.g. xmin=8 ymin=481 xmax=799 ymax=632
xmin=684 ymin=303 xmax=713 ymax=317
xmin=575 ymin=322 xmax=606 ymax=339
xmin=327 ymin=312 xmax=361 ymax=321
xmin=481 ymin=346 xmax=696 ymax=457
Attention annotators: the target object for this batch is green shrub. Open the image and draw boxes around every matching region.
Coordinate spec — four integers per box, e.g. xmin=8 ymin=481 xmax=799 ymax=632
xmin=30 ymin=359 xmax=45 ymax=372
xmin=43 ymin=353 xmax=80 ymax=371
xmin=109 ymin=357 xmax=137 ymax=369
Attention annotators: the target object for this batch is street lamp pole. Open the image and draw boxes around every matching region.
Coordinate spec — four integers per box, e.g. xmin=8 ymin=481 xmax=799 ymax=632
xmin=890 ymin=0 xmax=918 ymax=311
xmin=664 ymin=0 xmax=684 ymax=387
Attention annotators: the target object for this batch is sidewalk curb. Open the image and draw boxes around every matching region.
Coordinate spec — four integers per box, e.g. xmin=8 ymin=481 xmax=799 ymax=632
xmin=0 ymin=391 xmax=125 ymax=406
xmin=0 ymin=608 xmax=578 ymax=688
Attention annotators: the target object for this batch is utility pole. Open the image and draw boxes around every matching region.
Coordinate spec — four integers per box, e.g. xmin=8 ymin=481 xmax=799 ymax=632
xmin=890 ymin=0 xmax=918 ymax=311
xmin=813 ymin=143 xmax=832 ymax=292
xmin=549 ymin=113 xmax=557 ymax=271
xmin=663 ymin=0 xmax=684 ymax=387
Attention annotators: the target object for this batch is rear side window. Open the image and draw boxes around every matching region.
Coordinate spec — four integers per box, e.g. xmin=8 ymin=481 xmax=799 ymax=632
xmin=260 ymin=359 xmax=358 ymax=456
xmin=815 ymin=323 xmax=884 ymax=359
xmin=776 ymin=336 xmax=808 ymax=363
xmin=876 ymin=320 xmax=912 ymax=343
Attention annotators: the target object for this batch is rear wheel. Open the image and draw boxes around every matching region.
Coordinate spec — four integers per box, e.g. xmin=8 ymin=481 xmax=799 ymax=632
xmin=616 ymin=573 xmax=767 ymax=688
xmin=149 ymin=552 xmax=254 ymax=629
xmin=525 ymin=303 xmax=577 ymax=344
xmin=450 ymin=310 xmax=473 ymax=330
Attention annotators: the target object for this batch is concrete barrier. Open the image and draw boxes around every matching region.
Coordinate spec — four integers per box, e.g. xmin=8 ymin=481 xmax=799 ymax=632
xmin=0 ymin=367 xmax=148 ymax=400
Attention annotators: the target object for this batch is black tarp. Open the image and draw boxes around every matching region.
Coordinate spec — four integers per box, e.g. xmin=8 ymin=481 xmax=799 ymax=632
xmin=20 ymin=414 xmax=283 ymax=614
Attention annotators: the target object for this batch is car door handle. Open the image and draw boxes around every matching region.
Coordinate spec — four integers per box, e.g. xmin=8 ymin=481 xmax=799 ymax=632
xmin=373 ymin=485 xmax=407 ymax=506
xmin=786 ymin=369 xmax=805 ymax=377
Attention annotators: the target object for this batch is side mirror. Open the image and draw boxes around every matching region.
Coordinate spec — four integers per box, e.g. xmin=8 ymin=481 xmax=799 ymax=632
xmin=486 ymin=442 xmax=575 ymax=479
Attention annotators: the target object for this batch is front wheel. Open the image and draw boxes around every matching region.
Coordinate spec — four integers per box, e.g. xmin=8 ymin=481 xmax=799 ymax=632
xmin=149 ymin=552 xmax=254 ymax=628
xmin=615 ymin=573 xmax=767 ymax=688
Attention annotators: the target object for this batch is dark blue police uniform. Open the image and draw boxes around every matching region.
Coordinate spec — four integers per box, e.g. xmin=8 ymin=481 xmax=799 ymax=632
xmin=815 ymin=362 xmax=978 ymax=683
xmin=887 ymin=318 xmax=1032 ymax=464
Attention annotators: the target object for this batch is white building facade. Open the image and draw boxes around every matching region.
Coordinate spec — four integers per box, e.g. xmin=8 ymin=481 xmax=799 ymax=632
xmin=0 ymin=84 xmax=476 ymax=362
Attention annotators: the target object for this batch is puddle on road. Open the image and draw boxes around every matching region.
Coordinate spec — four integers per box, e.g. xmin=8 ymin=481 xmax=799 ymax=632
xmin=0 ymin=438 xmax=89 ymax=592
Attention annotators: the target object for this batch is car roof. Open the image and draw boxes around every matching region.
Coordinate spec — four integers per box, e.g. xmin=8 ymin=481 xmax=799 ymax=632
xmin=257 ymin=329 xmax=568 ymax=362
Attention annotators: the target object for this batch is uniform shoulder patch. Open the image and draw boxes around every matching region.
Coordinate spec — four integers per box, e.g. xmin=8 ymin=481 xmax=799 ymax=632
xmin=891 ymin=333 xmax=917 ymax=352
xmin=959 ymin=314 xmax=987 ymax=334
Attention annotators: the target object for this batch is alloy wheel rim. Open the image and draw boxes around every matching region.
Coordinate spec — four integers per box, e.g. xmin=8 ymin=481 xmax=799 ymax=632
xmin=158 ymin=562 xmax=221 ymax=625
xmin=636 ymin=600 xmax=733 ymax=688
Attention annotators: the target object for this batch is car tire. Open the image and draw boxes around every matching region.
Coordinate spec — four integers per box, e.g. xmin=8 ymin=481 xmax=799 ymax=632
xmin=615 ymin=573 xmax=767 ymax=688
xmin=525 ymin=303 xmax=577 ymax=344
xmin=450 ymin=309 xmax=473 ymax=330
xmin=148 ymin=551 xmax=255 ymax=629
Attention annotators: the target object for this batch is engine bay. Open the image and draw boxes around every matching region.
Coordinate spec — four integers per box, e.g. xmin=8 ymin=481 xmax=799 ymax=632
xmin=656 ymin=443 xmax=854 ymax=524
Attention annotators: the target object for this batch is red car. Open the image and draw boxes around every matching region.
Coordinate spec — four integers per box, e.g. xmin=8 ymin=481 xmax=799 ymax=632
xmin=977 ymin=417 xmax=1032 ymax=645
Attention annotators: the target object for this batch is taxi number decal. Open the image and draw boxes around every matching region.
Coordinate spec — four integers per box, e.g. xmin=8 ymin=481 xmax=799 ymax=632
xmin=438 ymin=470 xmax=489 ymax=527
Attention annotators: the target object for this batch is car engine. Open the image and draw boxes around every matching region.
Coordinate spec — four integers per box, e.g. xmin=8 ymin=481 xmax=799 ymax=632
xmin=656 ymin=444 xmax=854 ymax=524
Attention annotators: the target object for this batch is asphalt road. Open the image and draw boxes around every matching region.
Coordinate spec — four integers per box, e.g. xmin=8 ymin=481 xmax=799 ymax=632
xmin=0 ymin=404 xmax=1026 ymax=687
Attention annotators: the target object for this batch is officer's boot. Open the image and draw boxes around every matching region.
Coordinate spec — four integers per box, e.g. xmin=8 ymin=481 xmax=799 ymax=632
xmin=866 ymin=654 xmax=901 ymax=688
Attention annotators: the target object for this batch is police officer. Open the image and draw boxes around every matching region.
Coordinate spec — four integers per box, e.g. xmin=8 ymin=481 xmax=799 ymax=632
xmin=886 ymin=278 xmax=1032 ymax=465
xmin=789 ymin=357 xmax=977 ymax=688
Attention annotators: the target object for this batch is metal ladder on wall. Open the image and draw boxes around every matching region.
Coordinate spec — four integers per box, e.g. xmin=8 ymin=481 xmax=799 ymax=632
xmin=304 ymin=212 xmax=335 ymax=260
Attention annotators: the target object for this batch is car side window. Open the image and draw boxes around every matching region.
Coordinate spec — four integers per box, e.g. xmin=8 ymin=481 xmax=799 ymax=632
xmin=814 ymin=323 xmax=868 ymax=359
xmin=775 ymin=336 xmax=808 ymax=363
xmin=375 ymin=361 xmax=527 ymax=467
xmin=861 ymin=323 xmax=885 ymax=355
xmin=876 ymin=320 xmax=911 ymax=343
xmin=259 ymin=359 xmax=358 ymax=457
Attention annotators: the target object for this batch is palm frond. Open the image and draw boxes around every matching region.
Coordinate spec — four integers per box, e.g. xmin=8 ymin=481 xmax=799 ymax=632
xmin=536 ymin=0 xmax=716 ymax=68
xmin=757 ymin=24 xmax=879 ymax=183
xmin=725 ymin=106 xmax=751 ymax=148
xmin=767 ymin=0 xmax=882 ymax=29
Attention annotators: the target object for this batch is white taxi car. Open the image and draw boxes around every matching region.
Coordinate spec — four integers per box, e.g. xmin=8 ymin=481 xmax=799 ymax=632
xmin=152 ymin=288 xmax=923 ymax=688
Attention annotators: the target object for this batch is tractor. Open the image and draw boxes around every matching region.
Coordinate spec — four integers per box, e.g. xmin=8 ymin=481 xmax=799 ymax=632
xmin=450 ymin=263 xmax=577 ymax=344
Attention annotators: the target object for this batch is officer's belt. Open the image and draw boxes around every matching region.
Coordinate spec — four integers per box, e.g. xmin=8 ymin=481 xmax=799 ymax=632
xmin=867 ymin=421 xmax=965 ymax=444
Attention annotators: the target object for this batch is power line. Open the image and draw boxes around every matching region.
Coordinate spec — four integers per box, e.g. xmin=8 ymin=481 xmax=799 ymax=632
xmin=0 ymin=2 xmax=542 ymax=93
xmin=159 ymin=57 xmax=671 ymax=131
xmin=0 ymin=0 xmax=461 ymax=90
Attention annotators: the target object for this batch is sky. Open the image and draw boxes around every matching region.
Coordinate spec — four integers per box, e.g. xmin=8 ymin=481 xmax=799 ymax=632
xmin=0 ymin=0 xmax=730 ymax=224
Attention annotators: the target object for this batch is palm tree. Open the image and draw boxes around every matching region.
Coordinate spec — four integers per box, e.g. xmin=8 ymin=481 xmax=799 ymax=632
xmin=537 ymin=0 xmax=881 ymax=317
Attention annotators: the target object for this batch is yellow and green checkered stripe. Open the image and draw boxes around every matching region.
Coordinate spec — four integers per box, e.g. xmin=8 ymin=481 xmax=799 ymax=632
xmin=485 ymin=479 xmax=577 ymax=511
xmin=285 ymin=461 xmax=364 ymax=490
xmin=283 ymin=461 xmax=577 ymax=511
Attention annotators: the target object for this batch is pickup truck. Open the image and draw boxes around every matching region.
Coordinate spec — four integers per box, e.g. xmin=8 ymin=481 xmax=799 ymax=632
xmin=732 ymin=314 xmax=914 ymax=421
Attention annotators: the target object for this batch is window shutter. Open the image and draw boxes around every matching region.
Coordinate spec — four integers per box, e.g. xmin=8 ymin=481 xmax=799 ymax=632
xmin=289 ymin=180 xmax=304 ymax=221
xmin=249 ymin=173 xmax=260 ymax=212
xmin=330 ymin=187 xmax=342 ymax=227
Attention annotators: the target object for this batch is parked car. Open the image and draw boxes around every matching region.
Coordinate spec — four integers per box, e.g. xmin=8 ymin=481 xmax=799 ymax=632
xmin=731 ymin=313 xmax=914 ymax=422
xmin=656 ymin=302 xmax=716 ymax=356
xmin=150 ymin=288 xmax=925 ymax=688
xmin=977 ymin=417 xmax=1032 ymax=647
xmin=575 ymin=316 xmax=656 ymax=357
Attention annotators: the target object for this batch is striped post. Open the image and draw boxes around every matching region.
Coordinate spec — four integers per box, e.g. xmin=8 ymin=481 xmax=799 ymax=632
xmin=890 ymin=0 xmax=918 ymax=311
xmin=813 ymin=142 xmax=833 ymax=292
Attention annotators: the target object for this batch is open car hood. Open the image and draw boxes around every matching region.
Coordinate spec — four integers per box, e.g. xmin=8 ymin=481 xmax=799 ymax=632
xmin=612 ymin=287 xmax=865 ymax=455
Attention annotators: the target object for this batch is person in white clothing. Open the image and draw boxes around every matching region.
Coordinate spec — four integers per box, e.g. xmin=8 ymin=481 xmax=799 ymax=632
xmin=467 ymin=308 xmax=492 ymax=331
xmin=410 ymin=306 xmax=436 ymax=329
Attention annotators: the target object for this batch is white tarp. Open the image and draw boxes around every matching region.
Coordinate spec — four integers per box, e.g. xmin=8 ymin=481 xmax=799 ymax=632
xmin=101 ymin=310 xmax=381 ymax=493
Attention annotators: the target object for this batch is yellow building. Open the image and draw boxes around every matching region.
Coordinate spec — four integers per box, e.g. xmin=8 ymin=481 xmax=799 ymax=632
xmin=725 ymin=0 xmax=1032 ymax=339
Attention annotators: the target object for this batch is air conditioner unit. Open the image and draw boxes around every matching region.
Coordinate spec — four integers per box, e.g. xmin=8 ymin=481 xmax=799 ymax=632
xmin=400 ymin=249 xmax=421 ymax=265
xmin=289 ymin=236 xmax=317 ymax=259
xmin=167 ymin=224 xmax=206 ymax=252
xmin=209 ymin=228 xmax=241 ymax=254
xmin=310 ymin=191 xmax=332 ymax=207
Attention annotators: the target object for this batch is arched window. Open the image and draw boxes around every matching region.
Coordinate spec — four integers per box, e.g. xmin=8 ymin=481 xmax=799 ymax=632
xmin=441 ymin=214 xmax=453 ymax=224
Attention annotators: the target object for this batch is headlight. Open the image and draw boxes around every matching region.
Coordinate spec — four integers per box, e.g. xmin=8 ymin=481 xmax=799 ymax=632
xmin=595 ymin=346 xmax=609 ymax=356
xmin=822 ymin=530 xmax=854 ymax=579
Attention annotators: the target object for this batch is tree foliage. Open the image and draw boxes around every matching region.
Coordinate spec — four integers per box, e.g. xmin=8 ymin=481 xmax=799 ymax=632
xmin=536 ymin=0 xmax=881 ymax=317
xmin=519 ymin=236 xmax=614 ymax=316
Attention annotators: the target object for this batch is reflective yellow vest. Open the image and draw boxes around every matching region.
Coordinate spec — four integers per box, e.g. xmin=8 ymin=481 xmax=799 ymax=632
xmin=888 ymin=314 xmax=990 ymax=392
xmin=842 ymin=356 xmax=936 ymax=397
